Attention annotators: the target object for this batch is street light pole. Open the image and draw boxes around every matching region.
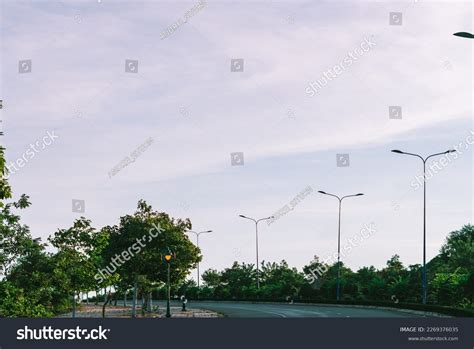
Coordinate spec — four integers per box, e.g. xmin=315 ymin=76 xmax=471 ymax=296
xmin=163 ymin=251 xmax=174 ymax=318
xmin=166 ymin=262 xmax=171 ymax=318
xmin=391 ymin=149 xmax=455 ymax=304
xmin=318 ymin=191 xmax=364 ymax=301
xmin=188 ymin=230 xmax=212 ymax=289
xmin=337 ymin=199 xmax=341 ymax=301
xmin=239 ymin=215 xmax=274 ymax=289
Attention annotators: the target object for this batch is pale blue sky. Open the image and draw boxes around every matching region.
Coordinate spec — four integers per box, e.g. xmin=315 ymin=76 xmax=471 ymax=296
xmin=1 ymin=0 xmax=472 ymax=278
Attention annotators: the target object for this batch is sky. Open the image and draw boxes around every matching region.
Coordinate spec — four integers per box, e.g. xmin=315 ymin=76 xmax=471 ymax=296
xmin=0 ymin=0 xmax=472 ymax=281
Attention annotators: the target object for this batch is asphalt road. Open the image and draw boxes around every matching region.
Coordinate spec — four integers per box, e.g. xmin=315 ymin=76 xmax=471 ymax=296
xmin=185 ymin=301 xmax=424 ymax=318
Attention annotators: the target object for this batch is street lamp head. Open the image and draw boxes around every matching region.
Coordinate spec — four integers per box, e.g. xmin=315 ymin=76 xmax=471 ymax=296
xmin=318 ymin=190 xmax=327 ymax=194
xmin=239 ymin=214 xmax=246 ymax=218
xmin=355 ymin=193 xmax=364 ymax=196
xmin=205 ymin=230 xmax=213 ymax=233
xmin=164 ymin=254 xmax=172 ymax=262
xmin=391 ymin=149 xmax=404 ymax=154
xmin=453 ymin=32 xmax=474 ymax=39
xmin=445 ymin=149 xmax=456 ymax=154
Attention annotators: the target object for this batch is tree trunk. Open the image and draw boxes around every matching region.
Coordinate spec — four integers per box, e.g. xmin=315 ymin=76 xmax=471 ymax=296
xmin=148 ymin=292 xmax=152 ymax=312
xmin=123 ymin=289 xmax=127 ymax=307
xmin=102 ymin=292 xmax=112 ymax=318
xmin=132 ymin=278 xmax=138 ymax=318
xmin=102 ymin=299 xmax=107 ymax=318
xmin=72 ymin=292 xmax=76 ymax=318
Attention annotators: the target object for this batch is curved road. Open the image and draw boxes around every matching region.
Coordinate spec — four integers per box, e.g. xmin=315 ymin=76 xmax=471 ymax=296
xmin=186 ymin=301 xmax=424 ymax=318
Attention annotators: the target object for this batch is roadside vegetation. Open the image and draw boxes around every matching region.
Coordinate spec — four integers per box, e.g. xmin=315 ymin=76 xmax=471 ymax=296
xmin=193 ymin=227 xmax=473 ymax=316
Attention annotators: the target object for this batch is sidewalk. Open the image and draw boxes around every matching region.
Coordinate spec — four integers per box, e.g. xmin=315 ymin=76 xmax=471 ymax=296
xmin=57 ymin=304 xmax=220 ymax=318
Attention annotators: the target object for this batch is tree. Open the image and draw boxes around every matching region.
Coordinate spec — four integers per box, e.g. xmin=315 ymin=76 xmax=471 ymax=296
xmin=0 ymin=142 xmax=12 ymax=202
xmin=219 ymin=262 xmax=256 ymax=299
xmin=0 ymin=143 xmax=66 ymax=317
xmin=300 ymin=256 xmax=330 ymax=299
xmin=103 ymin=200 xmax=200 ymax=316
xmin=202 ymin=269 xmax=221 ymax=288
xmin=430 ymin=225 xmax=473 ymax=307
xmin=48 ymin=218 xmax=99 ymax=317
xmin=431 ymin=269 xmax=469 ymax=306
xmin=260 ymin=260 xmax=304 ymax=300
xmin=439 ymin=225 xmax=473 ymax=272
xmin=0 ymin=195 xmax=33 ymax=277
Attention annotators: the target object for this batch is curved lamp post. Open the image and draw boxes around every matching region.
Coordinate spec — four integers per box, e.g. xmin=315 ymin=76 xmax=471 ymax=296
xmin=188 ymin=230 xmax=212 ymax=289
xmin=318 ymin=191 xmax=364 ymax=301
xmin=391 ymin=149 xmax=455 ymax=304
xmin=238 ymin=215 xmax=274 ymax=289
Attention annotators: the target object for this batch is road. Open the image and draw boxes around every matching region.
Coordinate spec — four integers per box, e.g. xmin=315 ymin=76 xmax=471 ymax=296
xmin=185 ymin=301 xmax=424 ymax=317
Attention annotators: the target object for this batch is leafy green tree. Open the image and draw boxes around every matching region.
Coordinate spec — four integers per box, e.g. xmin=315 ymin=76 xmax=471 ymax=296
xmin=431 ymin=269 xmax=469 ymax=306
xmin=315 ymin=263 xmax=353 ymax=300
xmin=429 ymin=225 xmax=473 ymax=307
xmin=0 ymin=195 xmax=33 ymax=277
xmin=219 ymin=262 xmax=256 ymax=299
xmin=300 ymin=256 xmax=329 ymax=299
xmin=0 ymin=145 xmax=65 ymax=317
xmin=405 ymin=264 xmax=422 ymax=302
xmin=439 ymin=225 xmax=473 ymax=272
xmin=354 ymin=266 xmax=377 ymax=300
xmin=177 ymin=279 xmax=198 ymax=299
xmin=104 ymin=200 xmax=200 ymax=316
xmin=4 ymin=239 xmax=74 ymax=316
xmin=202 ymin=269 xmax=221 ymax=288
xmin=48 ymin=218 xmax=100 ymax=316
xmin=0 ymin=142 xmax=32 ymax=277
xmin=0 ymin=142 xmax=12 ymax=202
xmin=260 ymin=260 xmax=304 ymax=299
xmin=0 ymin=281 xmax=53 ymax=317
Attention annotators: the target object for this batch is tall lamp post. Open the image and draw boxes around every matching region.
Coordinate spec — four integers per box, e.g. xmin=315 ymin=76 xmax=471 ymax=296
xmin=239 ymin=215 xmax=274 ymax=289
xmin=318 ymin=191 xmax=364 ymax=301
xmin=391 ymin=149 xmax=455 ymax=304
xmin=163 ymin=250 xmax=175 ymax=318
xmin=188 ymin=230 xmax=212 ymax=289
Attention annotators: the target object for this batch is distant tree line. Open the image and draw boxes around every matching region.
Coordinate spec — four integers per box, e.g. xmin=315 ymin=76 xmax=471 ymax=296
xmin=179 ymin=224 xmax=472 ymax=310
